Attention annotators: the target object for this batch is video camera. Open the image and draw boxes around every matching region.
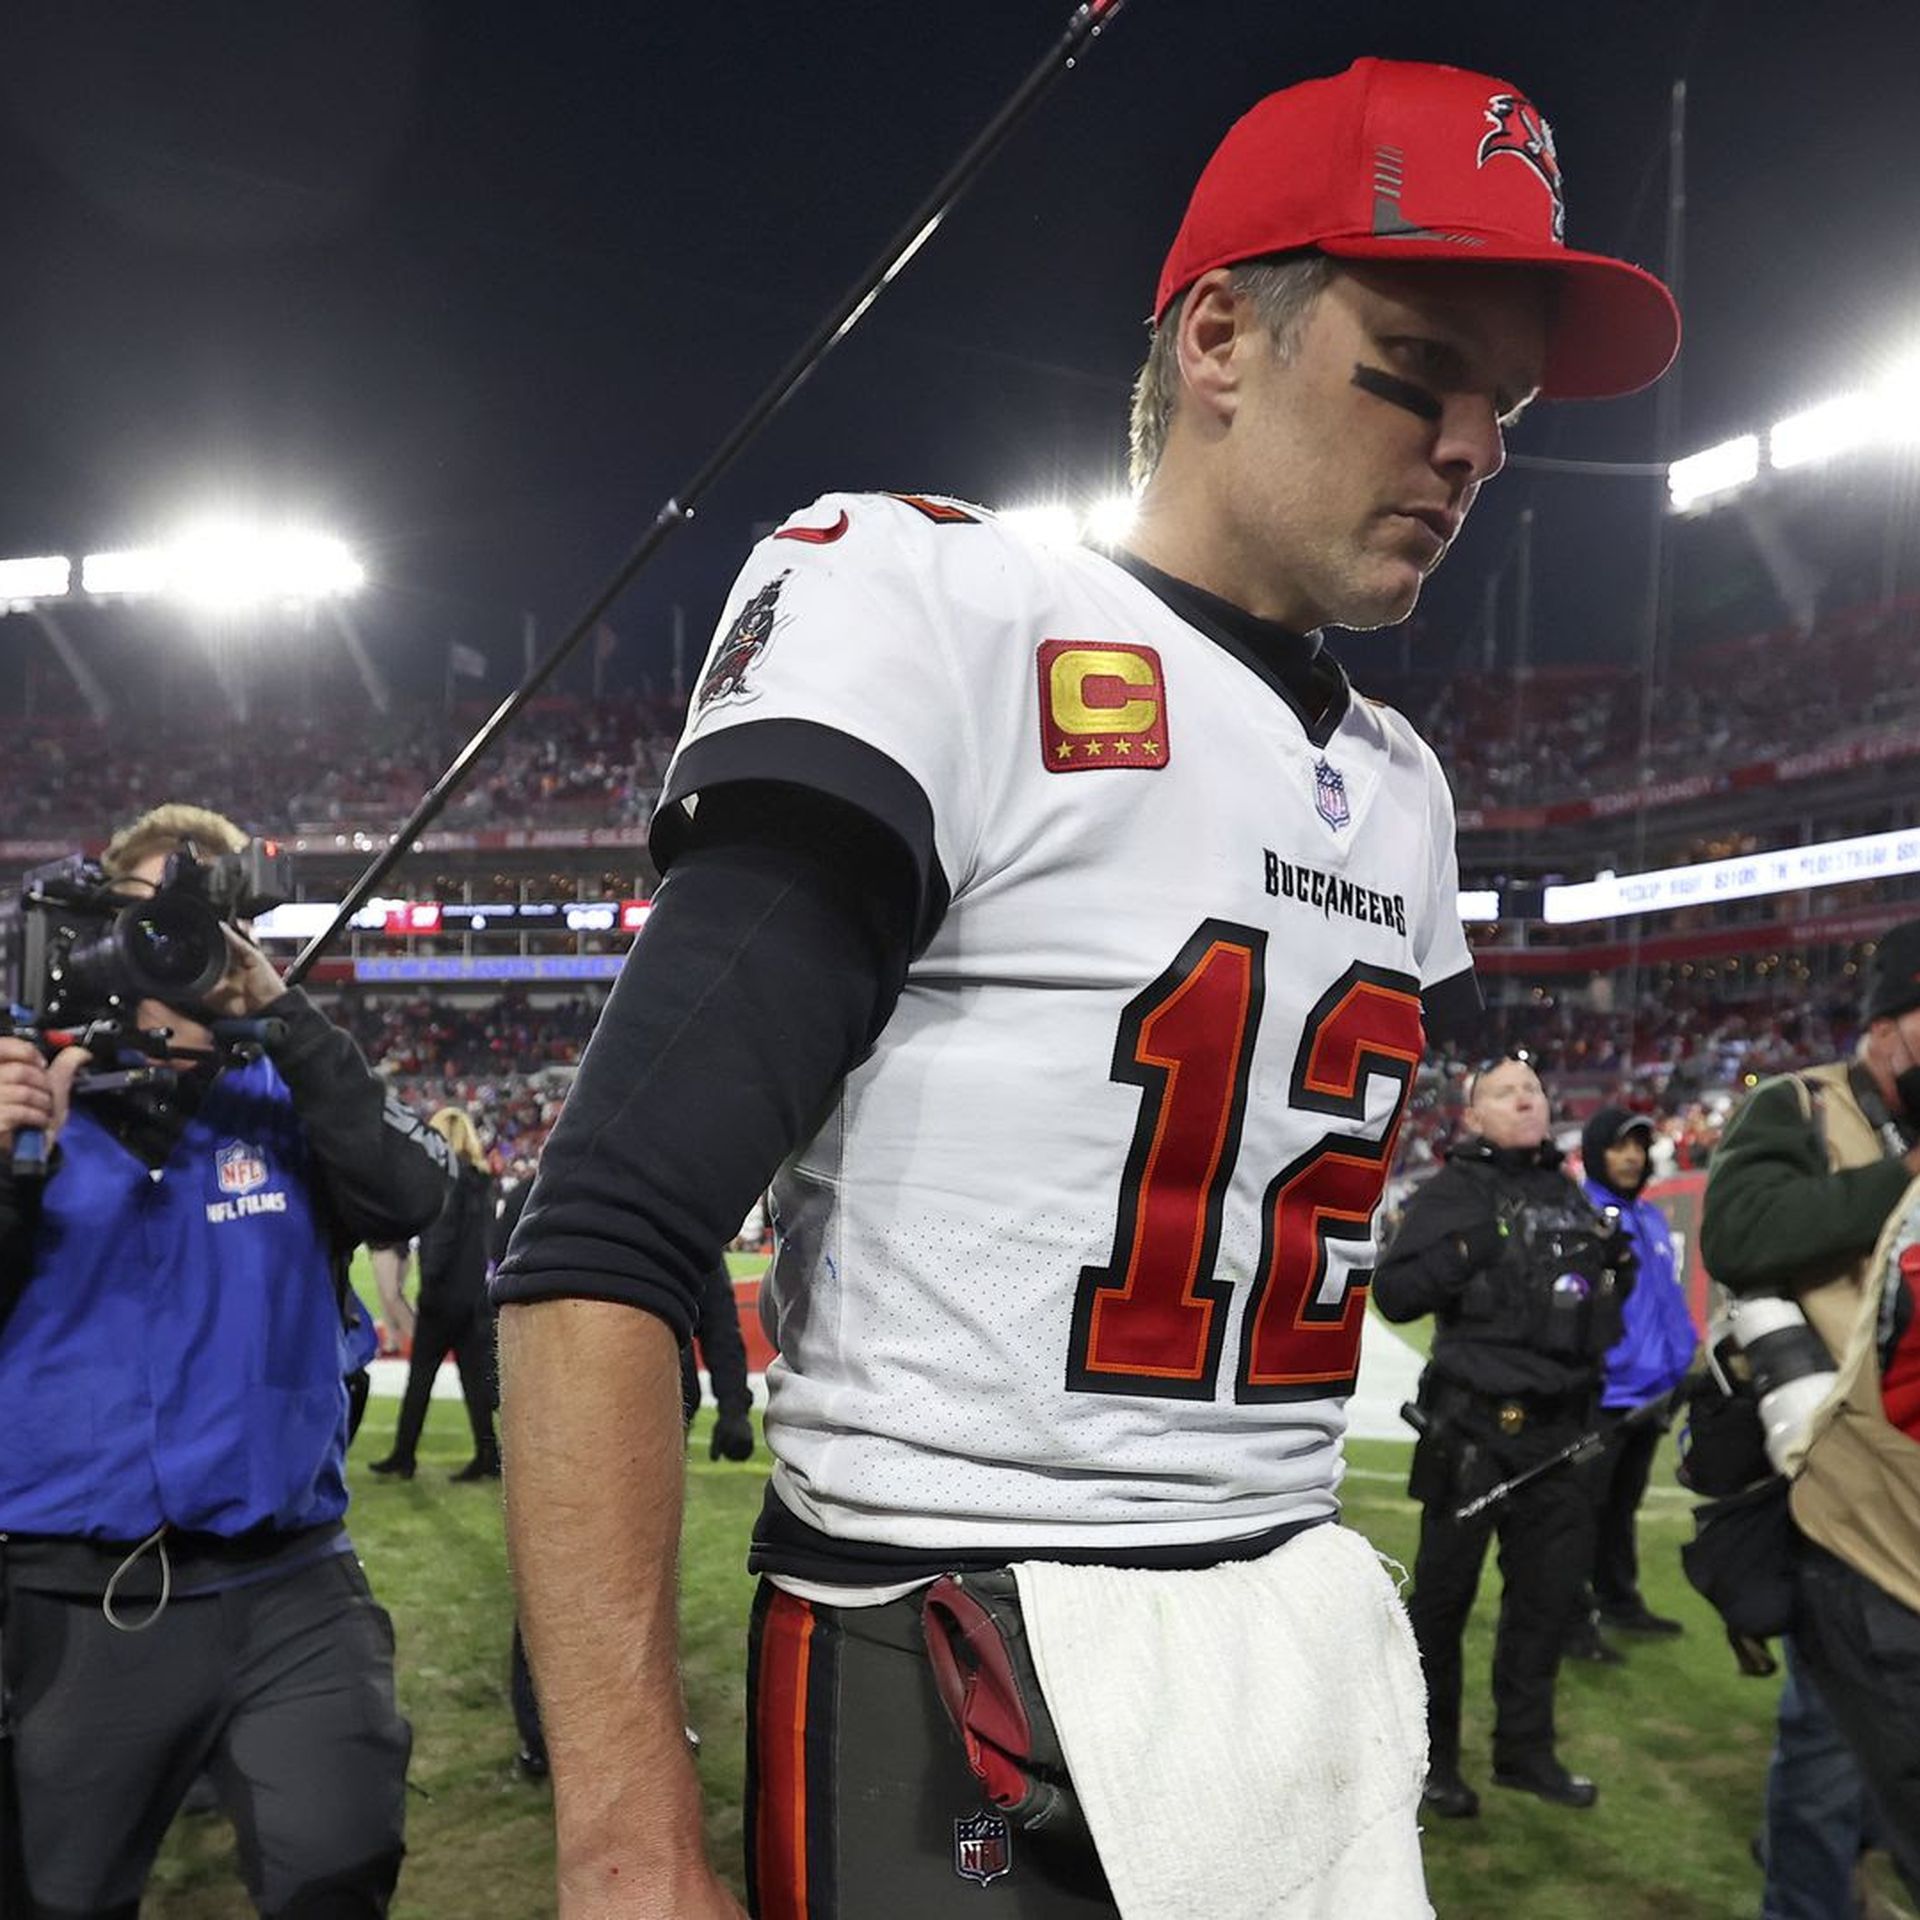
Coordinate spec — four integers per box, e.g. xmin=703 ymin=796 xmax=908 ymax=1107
xmin=3 ymin=838 xmax=296 ymax=1178
xmin=9 ymin=839 xmax=293 ymax=1029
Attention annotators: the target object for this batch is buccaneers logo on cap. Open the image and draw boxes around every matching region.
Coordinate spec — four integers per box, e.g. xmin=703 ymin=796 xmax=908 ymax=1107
xmin=1477 ymin=93 xmax=1565 ymax=242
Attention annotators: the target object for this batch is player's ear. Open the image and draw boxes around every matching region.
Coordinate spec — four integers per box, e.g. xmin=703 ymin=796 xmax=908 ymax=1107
xmin=1172 ymin=269 xmax=1250 ymax=425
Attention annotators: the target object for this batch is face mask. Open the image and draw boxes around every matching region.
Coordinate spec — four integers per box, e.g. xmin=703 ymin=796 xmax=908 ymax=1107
xmin=1895 ymin=1064 xmax=1920 ymax=1122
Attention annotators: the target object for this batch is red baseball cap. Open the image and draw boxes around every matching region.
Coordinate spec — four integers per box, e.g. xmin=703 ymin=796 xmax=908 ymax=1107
xmin=1155 ymin=58 xmax=1680 ymax=400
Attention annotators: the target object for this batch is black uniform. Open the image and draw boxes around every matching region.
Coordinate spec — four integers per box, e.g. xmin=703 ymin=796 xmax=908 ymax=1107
xmin=380 ymin=1160 xmax=499 ymax=1477
xmin=1373 ymin=1135 xmax=1629 ymax=1791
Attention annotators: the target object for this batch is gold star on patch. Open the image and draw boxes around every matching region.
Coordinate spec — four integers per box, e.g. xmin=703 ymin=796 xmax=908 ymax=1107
xmin=1084 ymin=740 xmax=1104 ymax=757
xmin=1114 ymin=739 xmax=1133 ymax=755
xmin=1143 ymin=739 xmax=1161 ymax=757
xmin=1054 ymin=741 xmax=1073 ymax=760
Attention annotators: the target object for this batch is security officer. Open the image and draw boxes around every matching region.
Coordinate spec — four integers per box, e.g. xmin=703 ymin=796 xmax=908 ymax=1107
xmin=0 ymin=803 xmax=452 ymax=1917
xmin=1374 ymin=1054 xmax=1632 ymax=1819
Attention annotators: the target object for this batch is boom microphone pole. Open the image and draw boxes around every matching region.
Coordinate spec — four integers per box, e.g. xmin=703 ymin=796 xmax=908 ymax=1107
xmin=288 ymin=0 xmax=1132 ymax=987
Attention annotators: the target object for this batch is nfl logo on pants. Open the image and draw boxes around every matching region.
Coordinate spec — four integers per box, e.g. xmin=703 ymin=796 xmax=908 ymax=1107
xmin=953 ymin=1810 xmax=1011 ymax=1886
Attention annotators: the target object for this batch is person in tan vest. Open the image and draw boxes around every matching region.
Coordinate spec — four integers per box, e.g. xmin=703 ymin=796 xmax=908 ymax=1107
xmin=1701 ymin=918 xmax=1920 ymax=1906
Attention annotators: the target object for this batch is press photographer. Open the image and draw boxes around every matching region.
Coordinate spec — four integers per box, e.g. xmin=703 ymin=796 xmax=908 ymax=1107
xmin=0 ymin=803 xmax=452 ymax=1919
xmin=1699 ymin=916 xmax=1920 ymax=1906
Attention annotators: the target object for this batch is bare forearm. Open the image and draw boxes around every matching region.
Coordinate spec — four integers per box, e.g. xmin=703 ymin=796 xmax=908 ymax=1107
xmin=499 ymin=1299 xmax=715 ymax=1903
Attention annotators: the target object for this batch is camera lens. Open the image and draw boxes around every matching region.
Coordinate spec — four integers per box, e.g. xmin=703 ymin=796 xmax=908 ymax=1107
xmin=126 ymin=907 xmax=213 ymax=988
xmin=63 ymin=892 xmax=228 ymax=1010
xmin=120 ymin=894 xmax=227 ymax=1002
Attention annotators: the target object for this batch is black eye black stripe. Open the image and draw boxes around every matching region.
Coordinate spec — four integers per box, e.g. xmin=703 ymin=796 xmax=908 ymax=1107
xmin=1350 ymin=362 xmax=1443 ymax=423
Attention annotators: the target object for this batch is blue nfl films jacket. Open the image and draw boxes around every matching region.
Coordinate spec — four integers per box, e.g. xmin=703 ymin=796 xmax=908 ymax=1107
xmin=4 ymin=1055 xmax=361 ymax=1539
xmin=1581 ymin=1176 xmax=1699 ymax=1409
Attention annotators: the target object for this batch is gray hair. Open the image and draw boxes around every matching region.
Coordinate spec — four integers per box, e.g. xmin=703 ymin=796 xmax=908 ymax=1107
xmin=1127 ymin=255 xmax=1335 ymax=490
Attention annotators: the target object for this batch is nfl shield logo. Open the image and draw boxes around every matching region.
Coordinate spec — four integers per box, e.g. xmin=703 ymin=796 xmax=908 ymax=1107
xmin=1313 ymin=757 xmax=1351 ymax=831
xmin=216 ymin=1140 xmax=267 ymax=1195
xmin=953 ymin=1809 xmax=1012 ymax=1886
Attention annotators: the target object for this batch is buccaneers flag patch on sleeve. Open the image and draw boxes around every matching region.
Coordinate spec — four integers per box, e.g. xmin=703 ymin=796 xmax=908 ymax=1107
xmin=1037 ymin=639 xmax=1170 ymax=772
xmin=696 ymin=572 xmax=788 ymax=713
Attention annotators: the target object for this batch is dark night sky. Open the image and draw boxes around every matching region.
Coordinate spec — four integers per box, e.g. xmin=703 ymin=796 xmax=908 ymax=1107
xmin=1 ymin=1 xmax=1916 ymax=702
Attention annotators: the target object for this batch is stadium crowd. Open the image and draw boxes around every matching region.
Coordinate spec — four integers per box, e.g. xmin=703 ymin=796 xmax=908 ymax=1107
xmin=327 ymin=991 xmax=596 ymax=1183
xmin=3 ymin=598 xmax=1915 ymax=848
xmin=327 ymin=976 xmax=1864 ymax=1197
xmin=1369 ymin=594 xmax=1920 ymax=810
xmin=1465 ymin=980 xmax=1860 ymax=1090
xmin=333 ymin=989 xmax=599 ymax=1080
xmin=0 ymin=694 xmax=674 ymax=842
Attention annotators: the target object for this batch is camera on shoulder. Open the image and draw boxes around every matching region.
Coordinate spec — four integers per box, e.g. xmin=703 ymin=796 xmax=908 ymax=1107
xmin=9 ymin=838 xmax=293 ymax=1027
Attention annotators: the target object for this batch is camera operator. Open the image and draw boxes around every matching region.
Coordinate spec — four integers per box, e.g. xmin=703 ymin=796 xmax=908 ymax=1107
xmin=0 ymin=804 xmax=453 ymax=1919
xmin=1374 ymin=1053 xmax=1633 ymax=1819
xmin=1700 ymin=919 xmax=1920 ymax=1904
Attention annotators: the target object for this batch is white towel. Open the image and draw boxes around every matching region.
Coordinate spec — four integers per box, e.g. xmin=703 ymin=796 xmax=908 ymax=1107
xmin=1014 ymin=1524 xmax=1432 ymax=1920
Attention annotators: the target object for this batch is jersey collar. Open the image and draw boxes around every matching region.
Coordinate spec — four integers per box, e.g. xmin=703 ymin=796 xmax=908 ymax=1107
xmin=1111 ymin=552 xmax=1352 ymax=748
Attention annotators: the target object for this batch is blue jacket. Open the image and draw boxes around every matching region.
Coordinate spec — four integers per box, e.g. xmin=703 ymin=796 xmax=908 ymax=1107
xmin=1581 ymin=1176 xmax=1699 ymax=1408
xmin=0 ymin=993 xmax=451 ymax=1541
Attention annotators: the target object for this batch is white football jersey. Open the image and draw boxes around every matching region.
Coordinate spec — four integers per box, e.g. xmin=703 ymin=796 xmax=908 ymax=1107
xmin=657 ymin=491 xmax=1475 ymax=1556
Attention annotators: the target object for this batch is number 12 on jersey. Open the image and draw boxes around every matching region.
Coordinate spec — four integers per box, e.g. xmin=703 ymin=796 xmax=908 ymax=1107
xmin=1066 ymin=921 xmax=1424 ymax=1403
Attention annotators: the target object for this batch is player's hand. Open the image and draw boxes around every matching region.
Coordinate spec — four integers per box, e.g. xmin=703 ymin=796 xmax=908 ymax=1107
xmin=557 ymin=1855 xmax=746 ymax=1919
xmin=709 ymin=1409 xmax=756 ymax=1462
xmin=203 ymin=924 xmax=288 ymax=1018
xmin=0 ymin=1038 xmax=90 ymax=1157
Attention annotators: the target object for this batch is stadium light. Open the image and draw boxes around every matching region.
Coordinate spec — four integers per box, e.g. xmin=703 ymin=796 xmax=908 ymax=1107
xmin=0 ymin=554 xmax=72 ymax=606
xmin=1082 ymin=492 xmax=1140 ymax=549
xmin=1768 ymin=392 xmax=1875 ymax=471
xmin=1878 ymin=351 xmax=1920 ymax=446
xmin=1661 ymin=329 xmax=1920 ymax=513
xmin=160 ymin=520 xmax=366 ymax=609
xmin=80 ymin=548 xmax=167 ymax=596
xmin=1667 ymin=434 xmax=1760 ymax=512
xmin=79 ymin=524 xmax=365 ymax=607
xmin=997 ymin=503 xmax=1082 ymax=547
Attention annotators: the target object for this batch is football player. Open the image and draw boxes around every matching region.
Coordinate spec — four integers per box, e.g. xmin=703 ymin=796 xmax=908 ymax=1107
xmin=494 ymin=56 xmax=1678 ymax=1920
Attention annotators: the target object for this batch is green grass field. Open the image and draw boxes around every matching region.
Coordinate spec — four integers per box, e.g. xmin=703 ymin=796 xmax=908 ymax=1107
xmin=146 ymin=1295 xmax=1914 ymax=1919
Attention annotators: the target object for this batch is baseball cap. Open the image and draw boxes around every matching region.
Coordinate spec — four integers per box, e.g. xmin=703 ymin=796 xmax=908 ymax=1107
xmin=1154 ymin=58 xmax=1680 ymax=400
xmin=1861 ymin=918 xmax=1920 ymax=1024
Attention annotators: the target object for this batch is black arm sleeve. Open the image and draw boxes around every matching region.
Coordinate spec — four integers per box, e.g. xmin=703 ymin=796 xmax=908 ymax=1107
xmin=490 ymin=784 xmax=918 ymax=1340
xmin=266 ymin=989 xmax=454 ymax=1245
xmin=695 ymin=1259 xmax=754 ymax=1416
xmin=654 ymin=719 xmax=949 ymax=955
xmin=1420 ymin=967 xmax=1484 ymax=1048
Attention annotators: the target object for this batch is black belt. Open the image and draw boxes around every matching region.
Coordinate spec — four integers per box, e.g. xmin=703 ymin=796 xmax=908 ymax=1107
xmin=1 ymin=1521 xmax=345 ymax=1600
xmin=1429 ymin=1378 xmax=1591 ymax=1434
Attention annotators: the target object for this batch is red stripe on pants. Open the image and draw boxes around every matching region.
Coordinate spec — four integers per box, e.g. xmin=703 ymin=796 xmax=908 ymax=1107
xmin=755 ymin=1589 xmax=815 ymax=1919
